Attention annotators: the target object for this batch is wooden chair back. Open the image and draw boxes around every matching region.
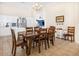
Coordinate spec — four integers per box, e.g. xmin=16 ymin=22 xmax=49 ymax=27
xmin=49 ymin=26 xmax=55 ymax=40
xmin=26 ymin=27 xmax=33 ymax=35
xmin=39 ymin=28 xmax=47 ymax=38
xmin=50 ymin=26 xmax=55 ymax=32
xmin=40 ymin=28 xmax=47 ymax=34
xmin=48 ymin=27 xmax=54 ymax=37
xmin=68 ymin=26 xmax=75 ymax=35
xmin=34 ymin=27 xmax=40 ymax=34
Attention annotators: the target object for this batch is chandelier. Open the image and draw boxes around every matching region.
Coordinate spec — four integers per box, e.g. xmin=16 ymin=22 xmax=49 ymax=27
xmin=32 ymin=3 xmax=43 ymax=11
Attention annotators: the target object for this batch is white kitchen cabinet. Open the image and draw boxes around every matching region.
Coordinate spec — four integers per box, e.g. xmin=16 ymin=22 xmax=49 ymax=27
xmin=56 ymin=28 xmax=65 ymax=39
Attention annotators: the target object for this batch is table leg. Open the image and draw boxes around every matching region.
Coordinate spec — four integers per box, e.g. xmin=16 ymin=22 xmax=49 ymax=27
xmin=27 ymin=37 xmax=32 ymax=55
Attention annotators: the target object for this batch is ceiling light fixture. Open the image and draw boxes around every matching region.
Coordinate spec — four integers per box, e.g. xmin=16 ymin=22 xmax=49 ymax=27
xmin=32 ymin=3 xmax=43 ymax=11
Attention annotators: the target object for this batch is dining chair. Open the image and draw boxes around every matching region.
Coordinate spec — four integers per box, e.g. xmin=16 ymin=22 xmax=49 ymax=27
xmin=63 ymin=26 xmax=75 ymax=42
xmin=11 ymin=29 xmax=28 ymax=56
xmin=39 ymin=28 xmax=48 ymax=52
xmin=47 ymin=27 xmax=55 ymax=48
xmin=33 ymin=27 xmax=40 ymax=48
xmin=50 ymin=26 xmax=56 ymax=41
xmin=33 ymin=27 xmax=42 ymax=51
xmin=25 ymin=27 xmax=33 ymax=55
xmin=33 ymin=27 xmax=47 ymax=53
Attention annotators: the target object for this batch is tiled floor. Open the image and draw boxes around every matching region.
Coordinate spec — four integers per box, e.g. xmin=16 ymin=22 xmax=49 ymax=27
xmin=0 ymin=36 xmax=79 ymax=56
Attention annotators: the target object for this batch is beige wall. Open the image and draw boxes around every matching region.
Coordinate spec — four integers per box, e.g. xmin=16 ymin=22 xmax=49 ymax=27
xmin=0 ymin=2 xmax=78 ymax=27
xmin=0 ymin=4 xmax=32 ymax=17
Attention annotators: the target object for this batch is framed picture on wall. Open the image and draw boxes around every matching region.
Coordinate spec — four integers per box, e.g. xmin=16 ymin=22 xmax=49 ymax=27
xmin=56 ymin=15 xmax=64 ymax=22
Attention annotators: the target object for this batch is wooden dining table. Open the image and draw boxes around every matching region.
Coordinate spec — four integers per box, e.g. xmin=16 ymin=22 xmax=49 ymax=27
xmin=18 ymin=27 xmax=56 ymax=55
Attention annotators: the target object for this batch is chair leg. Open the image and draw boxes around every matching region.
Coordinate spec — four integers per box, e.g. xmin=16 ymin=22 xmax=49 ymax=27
xmin=42 ymin=40 xmax=43 ymax=47
xmin=13 ymin=46 xmax=16 ymax=56
xmin=38 ymin=40 xmax=41 ymax=53
xmin=51 ymin=38 xmax=54 ymax=46
xmin=25 ymin=43 xmax=29 ymax=56
xmin=71 ymin=36 xmax=73 ymax=42
xmin=28 ymin=38 xmax=32 ymax=55
xmin=53 ymin=35 xmax=55 ymax=41
xmin=73 ymin=36 xmax=75 ymax=42
xmin=26 ymin=46 xmax=28 ymax=55
xmin=33 ymin=41 xmax=35 ymax=48
xmin=47 ymin=38 xmax=50 ymax=48
xmin=44 ymin=39 xmax=47 ymax=50
xmin=12 ymin=43 xmax=14 ymax=54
